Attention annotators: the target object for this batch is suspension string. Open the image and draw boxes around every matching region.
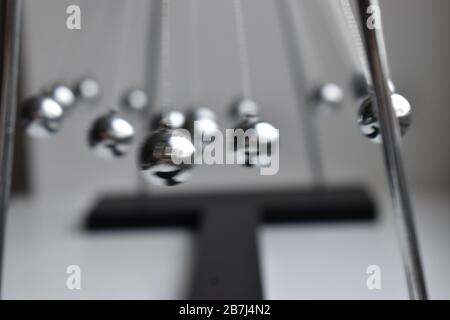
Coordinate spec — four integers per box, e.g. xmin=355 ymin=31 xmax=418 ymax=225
xmin=160 ymin=0 xmax=173 ymax=112
xmin=287 ymin=0 xmax=323 ymax=88
xmin=276 ymin=0 xmax=325 ymax=184
xmin=52 ymin=20 xmax=73 ymax=84
xmin=338 ymin=0 xmax=372 ymax=85
xmin=190 ymin=0 xmax=201 ymax=105
xmin=315 ymin=0 xmax=362 ymax=77
xmin=77 ymin=3 xmax=106 ymax=78
xmin=109 ymin=0 xmax=134 ymax=112
xmin=233 ymin=0 xmax=252 ymax=100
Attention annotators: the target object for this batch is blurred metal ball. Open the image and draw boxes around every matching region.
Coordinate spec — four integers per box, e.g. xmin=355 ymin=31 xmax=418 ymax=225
xmin=186 ymin=107 xmax=219 ymax=142
xmin=151 ymin=110 xmax=186 ymax=130
xmin=139 ymin=129 xmax=195 ymax=186
xmin=88 ymin=112 xmax=135 ymax=159
xmin=22 ymin=95 xmax=64 ymax=138
xmin=234 ymin=117 xmax=279 ymax=167
xmin=312 ymin=83 xmax=344 ymax=114
xmin=50 ymin=84 xmax=76 ymax=109
xmin=75 ymin=78 xmax=100 ymax=101
xmin=123 ymin=89 xmax=149 ymax=112
xmin=231 ymin=98 xmax=260 ymax=120
xmin=357 ymin=93 xmax=412 ymax=143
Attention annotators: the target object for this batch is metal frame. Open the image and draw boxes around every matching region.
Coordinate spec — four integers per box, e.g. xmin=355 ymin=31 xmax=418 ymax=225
xmin=0 ymin=0 xmax=23 ymax=297
xmin=357 ymin=0 xmax=428 ymax=300
xmin=0 ymin=0 xmax=429 ymax=300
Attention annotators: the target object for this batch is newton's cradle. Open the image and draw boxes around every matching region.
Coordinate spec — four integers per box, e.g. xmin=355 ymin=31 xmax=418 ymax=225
xmin=0 ymin=0 xmax=427 ymax=299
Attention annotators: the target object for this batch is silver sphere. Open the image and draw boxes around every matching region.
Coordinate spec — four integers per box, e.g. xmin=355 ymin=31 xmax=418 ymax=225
xmin=231 ymin=98 xmax=260 ymax=120
xmin=124 ymin=89 xmax=149 ymax=112
xmin=50 ymin=84 xmax=76 ymax=109
xmin=357 ymin=93 xmax=412 ymax=143
xmin=22 ymin=95 xmax=64 ymax=138
xmin=151 ymin=110 xmax=186 ymax=130
xmin=139 ymin=129 xmax=195 ymax=186
xmin=186 ymin=107 xmax=219 ymax=142
xmin=312 ymin=83 xmax=344 ymax=114
xmin=75 ymin=78 xmax=100 ymax=101
xmin=234 ymin=117 xmax=279 ymax=167
xmin=88 ymin=112 xmax=135 ymax=159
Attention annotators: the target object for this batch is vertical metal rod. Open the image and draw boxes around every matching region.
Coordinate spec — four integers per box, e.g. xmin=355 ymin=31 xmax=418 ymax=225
xmin=276 ymin=0 xmax=325 ymax=185
xmin=0 ymin=0 xmax=23 ymax=297
xmin=357 ymin=0 xmax=427 ymax=300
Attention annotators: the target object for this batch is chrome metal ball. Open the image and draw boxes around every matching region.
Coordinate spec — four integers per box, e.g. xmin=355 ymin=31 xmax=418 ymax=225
xmin=75 ymin=78 xmax=100 ymax=101
xmin=22 ymin=95 xmax=64 ymax=138
xmin=234 ymin=117 xmax=279 ymax=167
xmin=186 ymin=107 xmax=219 ymax=142
xmin=50 ymin=84 xmax=76 ymax=109
xmin=312 ymin=83 xmax=344 ymax=115
xmin=123 ymin=89 xmax=149 ymax=112
xmin=151 ymin=110 xmax=186 ymax=130
xmin=139 ymin=129 xmax=195 ymax=186
xmin=231 ymin=98 xmax=260 ymax=120
xmin=88 ymin=111 xmax=135 ymax=159
xmin=357 ymin=93 xmax=412 ymax=143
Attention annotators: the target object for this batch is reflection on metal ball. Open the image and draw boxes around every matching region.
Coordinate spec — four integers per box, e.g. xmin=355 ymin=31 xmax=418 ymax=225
xmin=312 ymin=83 xmax=344 ymax=115
xmin=357 ymin=93 xmax=412 ymax=143
xmin=88 ymin=111 xmax=135 ymax=159
xmin=234 ymin=117 xmax=279 ymax=167
xmin=123 ymin=89 xmax=149 ymax=112
xmin=50 ymin=84 xmax=76 ymax=109
xmin=231 ymin=98 xmax=260 ymax=120
xmin=151 ymin=110 xmax=186 ymax=130
xmin=139 ymin=129 xmax=195 ymax=186
xmin=75 ymin=78 xmax=100 ymax=101
xmin=22 ymin=95 xmax=64 ymax=138
xmin=186 ymin=107 xmax=219 ymax=142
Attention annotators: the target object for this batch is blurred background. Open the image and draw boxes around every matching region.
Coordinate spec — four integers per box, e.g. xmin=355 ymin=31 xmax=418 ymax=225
xmin=2 ymin=0 xmax=449 ymax=299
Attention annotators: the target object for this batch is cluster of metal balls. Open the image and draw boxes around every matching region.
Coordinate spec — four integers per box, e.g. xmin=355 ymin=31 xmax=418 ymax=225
xmin=311 ymin=79 xmax=412 ymax=144
xmin=139 ymin=99 xmax=280 ymax=186
xmin=22 ymin=82 xmax=150 ymax=158
xmin=22 ymin=78 xmax=100 ymax=138
xmin=21 ymin=77 xmax=411 ymax=186
xmin=22 ymin=82 xmax=281 ymax=186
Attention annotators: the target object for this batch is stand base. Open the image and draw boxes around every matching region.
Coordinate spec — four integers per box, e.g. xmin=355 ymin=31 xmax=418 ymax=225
xmin=85 ymin=186 xmax=376 ymax=299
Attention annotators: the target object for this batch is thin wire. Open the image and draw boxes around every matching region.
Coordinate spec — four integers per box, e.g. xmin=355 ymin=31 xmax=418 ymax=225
xmin=289 ymin=0 xmax=325 ymax=86
xmin=190 ymin=0 xmax=201 ymax=104
xmin=315 ymin=0 xmax=362 ymax=76
xmin=77 ymin=2 xmax=107 ymax=76
xmin=160 ymin=0 xmax=172 ymax=111
xmin=53 ymin=19 xmax=73 ymax=82
xmin=110 ymin=0 xmax=134 ymax=111
xmin=143 ymin=0 xmax=163 ymax=116
xmin=338 ymin=0 xmax=372 ymax=85
xmin=233 ymin=0 xmax=252 ymax=99
xmin=276 ymin=0 xmax=325 ymax=185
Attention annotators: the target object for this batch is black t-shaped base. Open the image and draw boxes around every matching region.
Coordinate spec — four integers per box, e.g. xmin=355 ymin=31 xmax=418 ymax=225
xmin=85 ymin=186 xmax=376 ymax=299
